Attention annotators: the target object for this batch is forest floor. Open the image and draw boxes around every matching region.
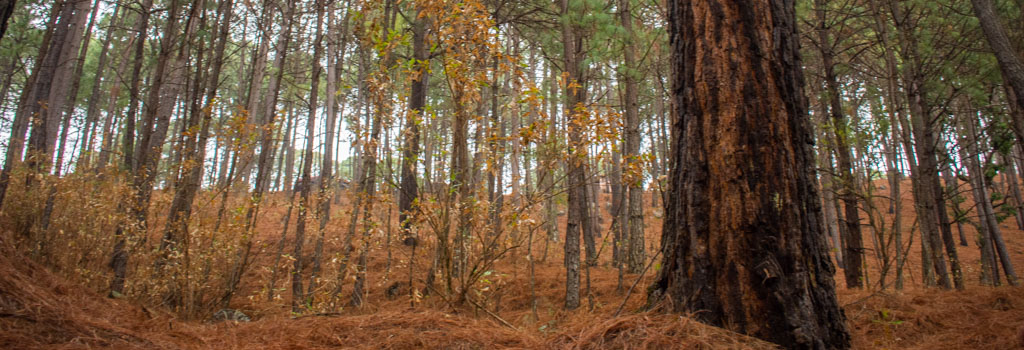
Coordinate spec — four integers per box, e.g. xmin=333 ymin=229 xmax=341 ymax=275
xmin=2 ymin=179 xmax=1024 ymax=349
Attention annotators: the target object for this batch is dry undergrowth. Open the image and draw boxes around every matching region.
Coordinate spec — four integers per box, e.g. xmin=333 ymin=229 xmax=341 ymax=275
xmin=0 ymin=238 xmax=781 ymax=349
xmin=4 ymin=178 xmax=1024 ymax=349
xmin=5 ymin=236 xmax=1023 ymax=349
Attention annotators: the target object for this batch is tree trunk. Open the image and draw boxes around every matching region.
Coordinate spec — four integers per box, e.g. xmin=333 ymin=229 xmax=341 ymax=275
xmin=60 ymin=0 xmax=101 ymax=173
xmin=351 ymin=38 xmax=385 ymax=306
xmin=0 ymin=0 xmax=16 ymax=42
xmin=27 ymin=0 xmax=91 ymax=175
xmin=96 ymin=31 xmax=133 ymax=171
xmin=309 ymin=0 xmax=348 ymax=304
xmin=814 ymin=0 xmax=863 ymax=289
xmin=619 ymin=0 xmax=645 ymax=274
xmin=0 ymin=2 xmax=60 ymax=208
xmin=963 ymin=114 xmax=1019 ymax=286
xmin=970 ymin=0 xmax=1024 ymax=144
xmin=561 ymin=0 xmax=591 ymax=311
xmin=19 ymin=0 xmax=82 ymax=178
xmin=1003 ymin=153 xmax=1024 ymax=230
xmin=399 ymin=6 xmax=428 ymax=243
xmin=291 ymin=0 xmax=319 ymax=311
xmin=648 ymin=1 xmax=850 ymax=347
xmin=110 ymin=0 xmax=182 ymax=296
xmin=610 ymin=142 xmax=623 ymax=267
xmin=77 ymin=3 xmax=122 ymax=170
xmin=889 ymin=0 xmax=951 ymax=289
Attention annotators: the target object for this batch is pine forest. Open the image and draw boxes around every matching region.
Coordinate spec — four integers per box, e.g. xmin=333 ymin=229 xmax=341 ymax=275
xmin=1 ymin=0 xmax=1024 ymax=348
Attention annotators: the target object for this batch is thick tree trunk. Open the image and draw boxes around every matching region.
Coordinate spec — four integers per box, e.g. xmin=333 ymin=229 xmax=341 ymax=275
xmin=648 ymin=1 xmax=850 ymax=348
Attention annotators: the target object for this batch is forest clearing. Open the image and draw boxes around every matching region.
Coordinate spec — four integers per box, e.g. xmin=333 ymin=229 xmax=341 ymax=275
xmin=2 ymin=0 xmax=1024 ymax=348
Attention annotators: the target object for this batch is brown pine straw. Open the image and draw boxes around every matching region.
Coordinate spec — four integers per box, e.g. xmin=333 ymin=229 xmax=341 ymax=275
xmin=0 ymin=236 xmax=772 ymax=349
xmin=4 ymin=181 xmax=1024 ymax=349
xmin=9 ymin=230 xmax=1023 ymax=350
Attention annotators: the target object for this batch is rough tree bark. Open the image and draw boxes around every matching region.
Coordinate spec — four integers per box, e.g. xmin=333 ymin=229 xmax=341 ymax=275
xmin=648 ymin=1 xmax=851 ymax=348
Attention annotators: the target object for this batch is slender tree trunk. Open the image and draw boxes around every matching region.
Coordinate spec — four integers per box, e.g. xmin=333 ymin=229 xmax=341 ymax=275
xmin=78 ymin=3 xmax=122 ymax=170
xmin=818 ymin=142 xmax=844 ymax=269
xmin=963 ymin=114 xmax=1019 ymax=285
xmin=1003 ymin=153 xmax=1024 ymax=230
xmin=451 ymin=77 xmax=472 ymax=302
xmin=970 ymin=0 xmax=1024 ymax=143
xmin=561 ymin=0 xmax=591 ymax=310
xmin=28 ymin=0 xmax=91 ymax=176
xmin=352 ymin=46 xmax=384 ymax=306
xmin=238 ymin=3 xmax=273 ymax=187
xmin=609 ymin=143 xmax=623 ymax=267
xmin=0 ymin=1 xmax=56 ymax=208
xmin=291 ymin=0 xmax=319 ymax=311
xmin=619 ymin=0 xmax=645 ymax=273
xmin=889 ymin=0 xmax=951 ymax=289
xmin=121 ymin=0 xmax=157 ymax=174
xmin=17 ymin=0 xmax=78 ymax=180
xmin=309 ymin=0 xmax=348 ymax=304
xmin=96 ymin=32 xmax=133 ymax=171
xmin=111 ymin=0 xmax=184 ymax=296
xmin=934 ymin=141 xmax=964 ymax=289
xmin=273 ymin=103 xmax=292 ymax=191
xmin=59 ymin=0 xmax=101 ymax=173
xmin=815 ymin=0 xmax=863 ymax=289
xmin=399 ymin=5 xmax=427 ymax=244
